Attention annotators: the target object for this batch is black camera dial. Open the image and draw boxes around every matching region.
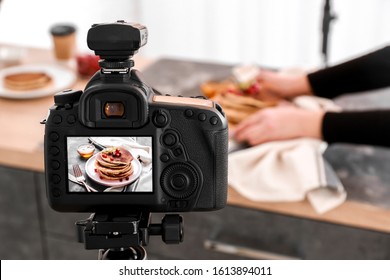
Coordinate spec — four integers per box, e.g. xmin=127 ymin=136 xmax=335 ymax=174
xmin=54 ymin=89 xmax=82 ymax=107
xmin=161 ymin=163 xmax=199 ymax=199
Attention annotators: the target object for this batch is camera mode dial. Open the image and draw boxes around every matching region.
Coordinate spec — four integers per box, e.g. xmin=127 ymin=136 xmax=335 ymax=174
xmin=54 ymin=89 xmax=82 ymax=106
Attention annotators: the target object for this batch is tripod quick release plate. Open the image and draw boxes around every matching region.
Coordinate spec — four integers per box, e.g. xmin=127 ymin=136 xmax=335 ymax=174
xmin=76 ymin=212 xmax=183 ymax=250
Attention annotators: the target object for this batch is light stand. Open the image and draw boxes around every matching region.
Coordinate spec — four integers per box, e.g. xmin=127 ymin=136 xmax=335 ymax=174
xmin=321 ymin=0 xmax=337 ymax=67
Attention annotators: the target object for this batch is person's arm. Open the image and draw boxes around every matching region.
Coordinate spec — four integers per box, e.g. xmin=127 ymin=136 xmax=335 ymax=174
xmin=233 ymin=107 xmax=390 ymax=148
xmin=322 ymin=110 xmax=390 ymax=146
xmin=308 ymin=46 xmax=390 ymax=99
xmin=232 ymin=106 xmax=324 ymax=146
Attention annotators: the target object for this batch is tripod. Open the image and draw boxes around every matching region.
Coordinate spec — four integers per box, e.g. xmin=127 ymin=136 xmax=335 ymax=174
xmin=76 ymin=212 xmax=184 ymax=260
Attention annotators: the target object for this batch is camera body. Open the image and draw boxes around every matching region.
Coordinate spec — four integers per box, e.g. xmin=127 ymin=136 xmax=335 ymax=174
xmin=44 ymin=21 xmax=228 ymax=213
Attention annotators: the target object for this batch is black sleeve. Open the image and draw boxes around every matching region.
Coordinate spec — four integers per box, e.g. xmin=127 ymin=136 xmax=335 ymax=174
xmin=307 ymin=46 xmax=390 ymax=99
xmin=322 ymin=110 xmax=390 ymax=147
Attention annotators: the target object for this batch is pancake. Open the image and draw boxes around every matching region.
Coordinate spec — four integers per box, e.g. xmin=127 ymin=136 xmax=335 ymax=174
xmin=4 ymin=72 xmax=52 ymax=91
xmin=94 ymin=160 xmax=133 ymax=175
xmin=97 ymin=168 xmax=134 ymax=181
xmin=99 ymin=146 xmax=133 ymax=165
xmin=96 ymin=153 xmax=128 ymax=168
xmin=94 ymin=146 xmax=134 ymax=181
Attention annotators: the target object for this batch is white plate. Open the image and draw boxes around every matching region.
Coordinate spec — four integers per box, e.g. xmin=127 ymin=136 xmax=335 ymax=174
xmin=0 ymin=63 xmax=77 ymax=99
xmin=85 ymin=153 xmax=142 ymax=188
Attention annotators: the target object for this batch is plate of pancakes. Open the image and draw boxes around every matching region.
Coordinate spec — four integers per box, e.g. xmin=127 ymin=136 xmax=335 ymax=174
xmin=0 ymin=63 xmax=76 ymax=99
xmin=85 ymin=146 xmax=142 ymax=188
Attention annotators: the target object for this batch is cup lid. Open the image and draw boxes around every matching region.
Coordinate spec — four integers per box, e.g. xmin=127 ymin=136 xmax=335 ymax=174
xmin=50 ymin=24 xmax=76 ymax=36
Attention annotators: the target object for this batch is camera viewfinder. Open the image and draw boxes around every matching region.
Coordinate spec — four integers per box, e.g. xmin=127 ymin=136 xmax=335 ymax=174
xmin=104 ymin=102 xmax=125 ymax=117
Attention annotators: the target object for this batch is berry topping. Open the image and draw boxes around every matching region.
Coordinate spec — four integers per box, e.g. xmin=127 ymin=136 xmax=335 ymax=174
xmin=246 ymin=82 xmax=261 ymax=96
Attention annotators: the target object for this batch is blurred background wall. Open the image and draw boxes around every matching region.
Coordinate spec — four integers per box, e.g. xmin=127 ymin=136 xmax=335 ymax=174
xmin=0 ymin=0 xmax=389 ymax=69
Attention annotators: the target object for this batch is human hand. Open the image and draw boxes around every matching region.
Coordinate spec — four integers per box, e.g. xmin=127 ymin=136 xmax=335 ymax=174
xmin=231 ymin=106 xmax=325 ymax=146
xmin=257 ymin=70 xmax=313 ymax=99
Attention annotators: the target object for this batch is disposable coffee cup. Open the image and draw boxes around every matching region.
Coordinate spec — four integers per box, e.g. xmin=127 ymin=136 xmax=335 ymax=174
xmin=50 ymin=24 xmax=76 ymax=60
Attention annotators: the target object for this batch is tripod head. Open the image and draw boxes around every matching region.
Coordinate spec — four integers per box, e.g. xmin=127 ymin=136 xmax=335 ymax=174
xmin=76 ymin=212 xmax=183 ymax=260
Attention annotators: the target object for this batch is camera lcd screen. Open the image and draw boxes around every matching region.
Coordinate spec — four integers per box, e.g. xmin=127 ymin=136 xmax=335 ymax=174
xmin=67 ymin=137 xmax=153 ymax=193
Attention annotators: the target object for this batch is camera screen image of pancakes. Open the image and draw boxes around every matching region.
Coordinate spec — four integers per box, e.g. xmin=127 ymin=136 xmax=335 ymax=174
xmin=95 ymin=147 xmax=134 ymax=181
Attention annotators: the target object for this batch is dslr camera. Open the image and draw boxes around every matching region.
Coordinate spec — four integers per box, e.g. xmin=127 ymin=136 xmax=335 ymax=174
xmin=44 ymin=21 xmax=228 ymax=214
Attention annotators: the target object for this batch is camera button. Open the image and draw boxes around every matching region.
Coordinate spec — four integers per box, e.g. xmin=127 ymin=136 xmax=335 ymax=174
xmin=173 ymin=147 xmax=183 ymax=157
xmin=198 ymin=113 xmax=206 ymax=121
xmin=53 ymin=115 xmax=62 ymax=124
xmin=156 ymin=114 xmax=167 ymax=124
xmin=52 ymin=188 xmax=61 ymax=198
xmin=67 ymin=115 xmax=76 ymax=124
xmin=177 ymin=200 xmax=188 ymax=208
xmin=52 ymin=174 xmax=61 ymax=184
xmin=169 ymin=200 xmax=188 ymax=209
xmin=51 ymin=160 xmax=60 ymax=170
xmin=184 ymin=109 xmax=194 ymax=117
xmin=153 ymin=111 xmax=169 ymax=127
xmin=50 ymin=132 xmax=59 ymax=142
xmin=171 ymin=174 xmax=187 ymax=190
xmin=210 ymin=116 xmax=219 ymax=125
xmin=50 ymin=146 xmax=60 ymax=156
xmin=160 ymin=153 xmax=170 ymax=162
xmin=163 ymin=133 xmax=177 ymax=146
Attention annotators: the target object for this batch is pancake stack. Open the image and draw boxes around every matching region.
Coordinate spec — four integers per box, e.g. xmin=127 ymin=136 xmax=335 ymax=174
xmin=95 ymin=147 xmax=134 ymax=181
xmin=211 ymin=92 xmax=277 ymax=125
xmin=4 ymin=72 xmax=52 ymax=91
xmin=200 ymin=80 xmax=279 ymax=126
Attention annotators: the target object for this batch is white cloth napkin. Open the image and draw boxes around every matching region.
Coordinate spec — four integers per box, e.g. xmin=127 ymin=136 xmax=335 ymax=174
xmin=228 ymin=96 xmax=346 ymax=214
xmin=90 ymin=137 xmax=153 ymax=192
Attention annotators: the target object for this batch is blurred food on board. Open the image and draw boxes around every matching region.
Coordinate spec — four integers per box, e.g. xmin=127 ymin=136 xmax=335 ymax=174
xmin=200 ymin=65 xmax=281 ymax=125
